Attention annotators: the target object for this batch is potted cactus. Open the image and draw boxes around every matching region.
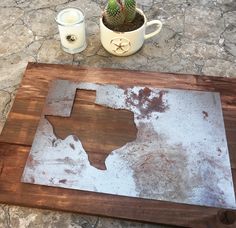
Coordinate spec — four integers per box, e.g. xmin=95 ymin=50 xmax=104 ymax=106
xmin=100 ymin=0 xmax=162 ymax=56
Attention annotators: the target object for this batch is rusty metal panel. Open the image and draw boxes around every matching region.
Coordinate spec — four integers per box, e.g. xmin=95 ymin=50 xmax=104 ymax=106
xmin=22 ymin=79 xmax=236 ymax=209
xmin=43 ymin=80 xmax=77 ymax=117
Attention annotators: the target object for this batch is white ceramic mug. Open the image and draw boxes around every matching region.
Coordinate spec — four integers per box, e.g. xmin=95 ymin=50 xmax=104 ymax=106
xmin=100 ymin=8 xmax=162 ymax=56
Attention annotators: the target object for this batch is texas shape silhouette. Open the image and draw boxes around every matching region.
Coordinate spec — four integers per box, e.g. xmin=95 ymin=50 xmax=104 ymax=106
xmin=45 ymin=90 xmax=138 ymax=170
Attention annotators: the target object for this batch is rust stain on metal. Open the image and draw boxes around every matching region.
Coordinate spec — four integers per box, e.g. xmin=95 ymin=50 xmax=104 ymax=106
xmin=26 ymin=154 xmax=40 ymax=170
xmin=202 ymin=111 xmax=209 ymax=119
xmin=125 ymin=87 xmax=169 ymax=119
xmin=30 ymin=176 xmax=35 ymax=183
xmin=56 ymin=157 xmax=77 ymax=166
xmin=72 ymin=135 xmax=79 ymax=142
xmin=52 ymin=138 xmax=57 ymax=147
xmin=59 ymin=179 xmax=67 ymax=184
xmin=21 ymin=79 xmax=236 ymax=209
xmin=132 ymin=127 xmax=190 ymax=202
xmin=217 ymin=147 xmax=222 ymax=156
xmin=49 ymin=177 xmax=54 ymax=184
xmin=64 ymin=169 xmax=77 ymax=174
xmin=69 ymin=143 xmax=75 ymax=150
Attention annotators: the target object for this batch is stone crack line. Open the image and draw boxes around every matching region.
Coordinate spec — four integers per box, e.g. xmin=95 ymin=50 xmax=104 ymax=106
xmin=93 ymin=217 xmax=99 ymax=228
xmin=5 ymin=207 xmax=11 ymax=228
xmin=79 ymin=217 xmax=99 ymax=228
xmin=13 ymin=0 xmax=73 ymax=10
xmin=0 ymin=90 xmax=14 ymax=132
xmin=1 ymin=205 xmax=11 ymax=228
xmin=0 ymin=8 xmax=24 ymax=31
xmin=0 ymin=85 xmax=19 ymax=93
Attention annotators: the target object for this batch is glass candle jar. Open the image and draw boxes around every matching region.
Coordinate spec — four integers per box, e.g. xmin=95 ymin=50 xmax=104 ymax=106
xmin=55 ymin=8 xmax=87 ymax=54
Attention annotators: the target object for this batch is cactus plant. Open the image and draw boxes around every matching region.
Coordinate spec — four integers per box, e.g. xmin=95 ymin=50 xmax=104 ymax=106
xmin=103 ymin=0 xmax=136 ymax=27
xmin=124 ymin=0 xmax=136 ymax=22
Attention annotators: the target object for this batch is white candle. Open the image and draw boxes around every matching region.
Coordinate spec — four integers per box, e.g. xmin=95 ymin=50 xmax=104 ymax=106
xmin=56 ymin=8 xmax=87 ymax=54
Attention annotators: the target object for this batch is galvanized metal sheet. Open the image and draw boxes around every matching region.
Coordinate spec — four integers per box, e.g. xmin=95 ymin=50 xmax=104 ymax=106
xmin=22 ymin=79 xmax=236 ymax=209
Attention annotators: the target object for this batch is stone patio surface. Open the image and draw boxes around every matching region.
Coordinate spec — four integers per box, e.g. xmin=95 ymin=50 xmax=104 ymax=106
xmin=0 ymin=0 xmax=235 ymax=227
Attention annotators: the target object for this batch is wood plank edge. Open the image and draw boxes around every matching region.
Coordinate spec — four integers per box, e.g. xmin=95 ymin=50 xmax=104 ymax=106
xmin=26 ymin=62 xmax=236 ymax=83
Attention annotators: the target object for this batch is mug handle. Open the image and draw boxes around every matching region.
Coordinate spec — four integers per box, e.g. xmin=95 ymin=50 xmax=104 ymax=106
xmin=144 ymin=20 xmax=162 ymax=40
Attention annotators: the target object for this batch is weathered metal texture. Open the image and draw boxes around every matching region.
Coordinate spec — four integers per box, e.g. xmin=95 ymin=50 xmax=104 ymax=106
xmin=43 ymin=80 xmax=77 ymax=117
xmin=22 ymin=79 xmax=236 ymax=209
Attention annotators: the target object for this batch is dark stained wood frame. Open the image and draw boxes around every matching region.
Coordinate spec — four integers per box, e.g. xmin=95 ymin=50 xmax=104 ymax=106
xmin=0 ymin=62 xmax=236 ymax=227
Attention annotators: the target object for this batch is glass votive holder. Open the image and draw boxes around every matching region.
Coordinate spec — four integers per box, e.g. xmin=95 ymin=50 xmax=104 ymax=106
xmin=55 ymin=8 xmax=87 ymax=54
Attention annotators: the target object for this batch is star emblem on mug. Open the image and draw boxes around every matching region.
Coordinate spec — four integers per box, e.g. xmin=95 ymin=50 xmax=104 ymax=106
xmin=110 ymin=38 xmax=131 ymax=55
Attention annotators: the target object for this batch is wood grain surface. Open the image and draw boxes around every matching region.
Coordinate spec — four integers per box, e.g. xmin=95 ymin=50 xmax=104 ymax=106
xmin=0 ymin=62 xmax=236 ymax=227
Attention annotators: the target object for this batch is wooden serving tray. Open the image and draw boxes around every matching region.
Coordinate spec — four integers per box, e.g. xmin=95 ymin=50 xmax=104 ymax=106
xmin=0 ymin=62 xmax=236 ymax=227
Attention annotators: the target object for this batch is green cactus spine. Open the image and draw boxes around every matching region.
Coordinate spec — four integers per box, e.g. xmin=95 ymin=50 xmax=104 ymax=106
xmin=104 ymin=0 xmax=137 ymax=27
xmin=124 ymin=0 xmax=136 ymax=22
xmin=104 ymin=0 xmax=125 ymax=27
